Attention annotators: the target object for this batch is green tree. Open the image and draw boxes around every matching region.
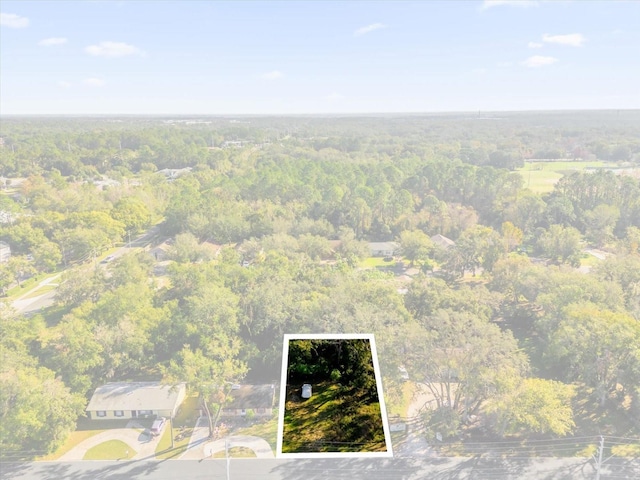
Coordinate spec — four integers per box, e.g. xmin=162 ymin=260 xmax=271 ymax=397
xmin=7 ymin=256 xmax=37 ymax=288
xmin=536 ymin=224 xmax=582 ymax=266
xmin=501 ymin=221 xmax=523 ymax=253
xmin=31 ymin=240 xmax=62 ymax=273
xmin=407 ymin=310 xmax=528 ymax=422
xmin=399 ymin=230 xmax=433 ymax=267
xmin=547 ymin=304 xmax=640 ymax=406
xmin=484 ymin=378 xmax=575 ymax=437
xmin=0 ymin=358 xmax=85 ymax=456
xmin=584 ymin=204 xmax=620 ymax=247
xmin=163 ymin=347 xmax=246 ymax=438
xmin=111 ymin=197 xmax=152 ymax=234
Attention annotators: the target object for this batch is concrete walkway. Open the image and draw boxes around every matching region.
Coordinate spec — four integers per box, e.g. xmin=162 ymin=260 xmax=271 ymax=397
xmin=202 ymin=435 xmax=275 ymax=458
xmin=178 ymin=417 xmax=211 ymax=460
xmin=179 ymin=417 xmax=274 ymax=459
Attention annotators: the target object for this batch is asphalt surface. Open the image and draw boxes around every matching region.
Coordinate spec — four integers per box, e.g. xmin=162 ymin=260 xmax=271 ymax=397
xmin=2 ymin=457 xmax=640 ymax=480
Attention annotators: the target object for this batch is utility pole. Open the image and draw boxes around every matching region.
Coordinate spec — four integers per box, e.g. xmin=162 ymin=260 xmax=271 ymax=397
xmin=593 ymin=435 xmax=605 ymax=480
xmin=170 ymin=416 xmax=174 ymax=449
xmin=226 ymin=439 xmax=230 ymax=480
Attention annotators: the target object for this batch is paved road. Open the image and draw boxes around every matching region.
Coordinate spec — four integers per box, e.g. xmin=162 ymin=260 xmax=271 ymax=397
xmin=10 ymin=225 xmax=163 ymax=315
xmin=3 ymin=457 xmax=639 ymax=480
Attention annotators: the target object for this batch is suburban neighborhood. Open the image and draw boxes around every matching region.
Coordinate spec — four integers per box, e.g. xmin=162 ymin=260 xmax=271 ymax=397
xmin=2 ymin=1 xmax=640 ymax=476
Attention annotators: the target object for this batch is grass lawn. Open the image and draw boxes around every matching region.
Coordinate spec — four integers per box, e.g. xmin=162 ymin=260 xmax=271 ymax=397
xmin=155 ymin=394 xmax=200 ymax=459
xmin=212 ymin=447 xmax=257 ymax=458
xmin=359 ymin=257 xmax=395 ymax=268
xmin=21 ymin=283 xmax=58 ymax=299
xmin=282 ymin=381 xmax=387 ymax=454
xmin=233 ymin=415 xmax=278 ymax=452
xmin=5 ymin=270 xmax=61 ymax=300
xmin=580 ymin=252 xmax=601 ymax=267
xmin=386 ymin=381 xmax=417 ymax=418
xmin=83 ymin=440 xmax=136 ymax=460
xmin=516 ymin=161 xmax=607 ymax=194
xmin=37 ymin=429 xmax=103 ymax=461
xmin=37 ymin=418 xmax=134 ymax=461
xmin=174 ymin=394 xmax=200 ymax=426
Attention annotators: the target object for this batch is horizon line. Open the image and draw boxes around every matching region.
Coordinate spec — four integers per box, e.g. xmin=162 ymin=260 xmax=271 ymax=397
xmin=1 ymin=108 xmax=638 ymax=118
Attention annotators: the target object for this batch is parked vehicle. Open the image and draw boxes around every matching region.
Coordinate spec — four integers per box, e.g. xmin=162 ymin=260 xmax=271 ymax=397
xmin=100 ymin=255 xmax=115 ymax=264
xmin=150 ymin=417 xmax=167 ymax=436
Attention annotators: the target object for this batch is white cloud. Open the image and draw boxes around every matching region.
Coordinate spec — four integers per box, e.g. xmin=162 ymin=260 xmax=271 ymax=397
xmin=39 ymin=37 xmax=68 ymax=47
xmin=262 ymin=70 xmax=284 ymax=80
xmin=480 ymin=1 xmax=538 ymax=10
xmin=326 ymin=93 xmax=344 ymax=101
xmin=542 ymin=33 xmax=586 ymax=47
xmin=0 ymin=12 xmax=29 ymax=28
xmin=84 ymin=77 xmax=106 ymax=87
xmin=528 ymin=41 xmax=543 ymax=48
xmin=58 ymin=81 xmax=72 ymax=88
xmin=84 ymin=41 xmax=142 ymax=58
xmin=354 ymin=23 xmax=386 ymax=37
xmin=521 ymin=55 xmax=558 ymax=68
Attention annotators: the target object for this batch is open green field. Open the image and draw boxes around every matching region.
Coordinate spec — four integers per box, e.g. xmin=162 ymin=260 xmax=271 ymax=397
xmin=517 ymin=161 xmax=607 ymax=193
xmin=282 ymin=381 xmax=386 ymax=454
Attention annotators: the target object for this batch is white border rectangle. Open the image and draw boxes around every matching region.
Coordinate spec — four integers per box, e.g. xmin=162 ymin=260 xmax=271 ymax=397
xmin=276 ymin=333 xmax=393 ymax=458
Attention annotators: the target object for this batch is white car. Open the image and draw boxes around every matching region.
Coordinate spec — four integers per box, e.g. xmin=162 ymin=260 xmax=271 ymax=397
xmin=150 ymin=417 xmax=166 ymax=436
xmin=301 ymin=384 xmax=312 ymax=399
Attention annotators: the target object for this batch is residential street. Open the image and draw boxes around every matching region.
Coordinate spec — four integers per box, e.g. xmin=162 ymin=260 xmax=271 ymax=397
xmin=10 ymin=225 xmax=162 ymax=315
xmin=3 ymin=457 xmax=639 ymax=480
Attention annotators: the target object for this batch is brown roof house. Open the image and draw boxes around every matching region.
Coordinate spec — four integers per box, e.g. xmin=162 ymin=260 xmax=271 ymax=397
xmin=221 ymin=384 xmax=276 ymax=417
xmin=86 ymin=382 xmax=186 ymax=420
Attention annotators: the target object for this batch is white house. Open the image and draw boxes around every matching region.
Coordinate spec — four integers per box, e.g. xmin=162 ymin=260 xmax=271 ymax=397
xmin=86 ymin=382 xmax=186 ymax=420
xmin=368 ymin=242 xmax=400 ymax=257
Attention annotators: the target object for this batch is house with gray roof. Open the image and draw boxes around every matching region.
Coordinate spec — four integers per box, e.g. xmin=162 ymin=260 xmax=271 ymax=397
xmin=86 ymin=382 xmax=186 ymax=420
xmin=368 ymin=241 xmax=400 ymax=257
xmin=430 ymin=234 xmax=456 ymax=249
xmin=221 ymin=384 xmax=276 ymax=418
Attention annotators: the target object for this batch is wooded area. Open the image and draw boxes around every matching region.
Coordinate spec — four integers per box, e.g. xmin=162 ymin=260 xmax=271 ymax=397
xmin=1 ymin=111 xmax=639 ymax=457
xmin=283 ymin=339 xmax=385 ymax=453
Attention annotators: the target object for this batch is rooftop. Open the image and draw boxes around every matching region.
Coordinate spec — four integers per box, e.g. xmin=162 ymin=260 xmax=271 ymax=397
xmin=86 ymin=382 xmax=186 ymax=412
xmin=224 ymin=384 xmax=276 ymax=410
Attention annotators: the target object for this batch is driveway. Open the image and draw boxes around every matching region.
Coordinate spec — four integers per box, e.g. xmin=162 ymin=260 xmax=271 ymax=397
xmin=57 ymin=422 xmax=160 ymax=461
xmin=179 ymin=417 xmax=211 ymax=459
xmin=394 ymin=382 xmax=437 ymax=458
xmin=179 ymin=417 xmax=274 ymax=459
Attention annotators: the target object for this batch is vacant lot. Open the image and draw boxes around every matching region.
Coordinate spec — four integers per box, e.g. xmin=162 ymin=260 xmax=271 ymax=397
xmin=516 ymin=161 xmax=606 ymax=193
xmin=282 ymin=381 xmax=386 ymax=453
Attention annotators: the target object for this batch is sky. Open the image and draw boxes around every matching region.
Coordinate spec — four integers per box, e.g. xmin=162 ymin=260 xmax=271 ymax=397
xmin=1 ymin=0 xmax=639 ymax=114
